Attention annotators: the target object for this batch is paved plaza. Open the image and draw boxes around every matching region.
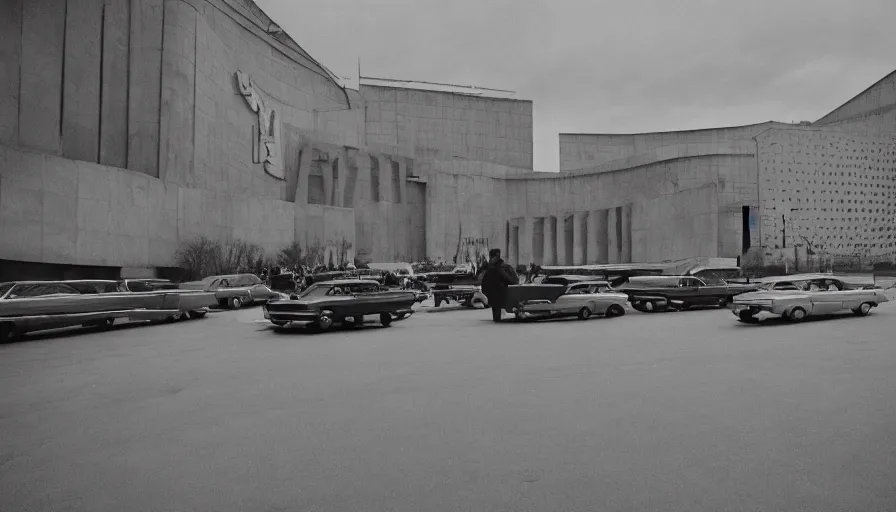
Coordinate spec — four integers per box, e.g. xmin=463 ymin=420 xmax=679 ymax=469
xmin=2 ymin=304 xmax=896 ymax=511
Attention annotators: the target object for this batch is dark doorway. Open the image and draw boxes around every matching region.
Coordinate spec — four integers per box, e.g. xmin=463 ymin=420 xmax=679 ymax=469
xmin=742 ymin=205 xmax=751 ymax=253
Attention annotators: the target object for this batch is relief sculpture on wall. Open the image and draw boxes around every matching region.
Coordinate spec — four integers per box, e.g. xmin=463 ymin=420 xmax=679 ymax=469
xmin=236 ymin=70 xmax=284 ymax=180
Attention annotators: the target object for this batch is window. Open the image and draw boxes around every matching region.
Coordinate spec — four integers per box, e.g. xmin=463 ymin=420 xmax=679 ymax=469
xmin=8 ymin=283 xmax=79 ymax=298
xmin=298 ymin=285 xmax=330 ymax=298
xmin=0 ymin=283 xmax=13 ymax=298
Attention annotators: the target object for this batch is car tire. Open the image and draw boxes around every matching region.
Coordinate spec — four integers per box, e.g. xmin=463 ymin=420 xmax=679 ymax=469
xmin=578 ymin=307 xmax=592 ymax=320
xmin=471 ymin=298 xmax=486 ymax=309
xmin=380 ymin=313 xmax=393 ymax=327
xmin=271 ymin=321 xmax=288 ymax=327
xmin=190 ymin=310 xmax=208 ymax=319
xmin=230 ymin=297 xmax=243 ymax=309
xmin=0 ymin=323 xmax=15 ymax=344
xmin=606 ymin=304 xmax=625 ymax=317
xmin=852 ymin=302 xmax=873 ymax=316
xmin=738 ymin=310 xmax=759 ymax=324
xmin=316 ymin=314 xmax=334 ymax=331
xmin=787 ymin=307 xmax=807 ymax=323
xmin=643 ymin=301 xmax=655 ymax=312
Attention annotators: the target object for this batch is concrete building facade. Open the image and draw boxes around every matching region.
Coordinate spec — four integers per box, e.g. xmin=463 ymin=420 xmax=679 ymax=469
xmin=1 ymin=0 xmax=894 ymax=278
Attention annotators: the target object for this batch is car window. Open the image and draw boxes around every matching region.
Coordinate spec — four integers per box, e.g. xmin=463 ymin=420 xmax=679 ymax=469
xmin=299 ymin=285 xmax=330 ymax=298
xmin=9 ymin=283 xmax=79 ymax=298
xmin=679 ymin=278 xmax=697 ymax=287
xmin=0 ymin=283 xmax=13 ymax=298
xmin=771 ymin=281 xmax=800 ymax=291
xmin=245 ymin=274 xmax=262 ymax=285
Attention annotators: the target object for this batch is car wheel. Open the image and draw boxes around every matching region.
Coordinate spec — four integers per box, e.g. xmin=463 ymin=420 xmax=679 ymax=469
xmin=738 ymin=310 xmax=759 ymax=324
xmin=316 ymin=314 xmax=334 ymax=330
xmin=577 ymin=307 xmax=592 ymax=320
xmin=271 ymin=321 xmax=288 ymax=327
xmin=471 ymin=298 xmax=486 ymax=309
xmin=606 ymin=304 xmax=625 ymax=317
xmin=631 ymin=301 xmax=646 ymax=312
xmin=230 ymin=297 xmax=243 ymax=309
xmin=852 ymin=302 xmax=873 ymax=316
xmin=643 ymin=301 xmax=655 ymax=312
xmin=380 ymin=313 xmax=393 ymax=327
xmin=787 ymin=307 xmax=807 ymax=323
xmin=0 ymin=323 xmax=15 ymax=344
xmin=190 ymin=310 xmax=208 ymax=319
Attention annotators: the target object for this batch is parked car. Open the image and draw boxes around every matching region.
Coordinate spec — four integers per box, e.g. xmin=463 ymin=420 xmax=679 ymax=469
xmin=262 ymin=279 xmax=417 ymax=331
xmin=180 ymin=273 xmax=276 ymax=308
xmin=614 ymin=274 xmax=760 ymax=312
xmin=514 ymin=280 xmax=628 ymax=321
xmin=731 ymin=274 xmax=889 ymax=323
xmin=0 ymin=281 xmax=215 ymax=342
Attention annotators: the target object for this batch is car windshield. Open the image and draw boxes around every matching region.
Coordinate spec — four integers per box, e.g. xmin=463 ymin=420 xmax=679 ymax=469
xmin=297 ymin=284 xmax=330 ymax=298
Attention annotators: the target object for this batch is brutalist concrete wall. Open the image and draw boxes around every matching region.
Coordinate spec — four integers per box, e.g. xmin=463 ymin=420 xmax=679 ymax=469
xmin=0 ymin=0 xmax=423 ymax=269
xmin=558 ymin=122 xmax=789 ymax=172
xmin=814 ymin=71 xmax=896 ymax=127
xmin=755 ymin=127 xmax=896 ymax=266
xmin=631 ymin=183 xmax=719 ymax=262
xmin=361 ymin=85 xmax=534 ymax=172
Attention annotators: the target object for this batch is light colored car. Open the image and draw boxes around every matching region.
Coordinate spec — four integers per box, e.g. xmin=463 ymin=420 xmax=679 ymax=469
xmin=515 ymin=280 xmax=628 ymax=321
xmin=732 ymin=274 xmax=889 ymax=323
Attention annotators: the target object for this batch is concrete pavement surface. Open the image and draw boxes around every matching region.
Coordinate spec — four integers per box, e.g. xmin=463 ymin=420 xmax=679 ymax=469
xmin=2 ymin=303 xmax=896 ymax=511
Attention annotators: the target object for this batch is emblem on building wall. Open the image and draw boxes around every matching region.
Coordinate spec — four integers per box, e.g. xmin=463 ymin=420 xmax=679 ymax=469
xmin=236 ymin=70 xmax=284 ymax=180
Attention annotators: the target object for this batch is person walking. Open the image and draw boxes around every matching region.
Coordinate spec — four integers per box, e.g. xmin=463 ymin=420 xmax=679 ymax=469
xmin=480 ymin=248 xmax=519 ymax=322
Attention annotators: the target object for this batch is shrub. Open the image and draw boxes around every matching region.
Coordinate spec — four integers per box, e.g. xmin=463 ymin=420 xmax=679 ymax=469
xmin=174 ymin=236 xmax=267 ymax=281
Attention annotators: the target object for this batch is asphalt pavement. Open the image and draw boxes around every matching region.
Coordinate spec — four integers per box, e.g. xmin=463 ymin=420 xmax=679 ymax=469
xmin=2 ymin=302 xmax=896 ymax=511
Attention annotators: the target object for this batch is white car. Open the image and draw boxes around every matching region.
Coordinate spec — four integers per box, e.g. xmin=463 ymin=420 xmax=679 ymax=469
xmin=514 ymin=281 xmax=628 ymax=321
xmin=732 ymin=274 xmax=889 ymax=323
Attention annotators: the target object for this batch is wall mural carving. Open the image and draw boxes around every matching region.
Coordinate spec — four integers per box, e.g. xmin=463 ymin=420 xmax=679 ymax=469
xmin=236 ymin=70 xmax=284 ymax=180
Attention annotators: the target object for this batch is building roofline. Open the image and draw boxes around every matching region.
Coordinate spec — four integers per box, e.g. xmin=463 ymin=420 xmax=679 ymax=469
xmin=360 ymin=83 xmax=532 ymax=103
xmin=814 ymin=68 xmax=896 ymax=124
xmin=559 ymin=121 xmax=788 ymax=138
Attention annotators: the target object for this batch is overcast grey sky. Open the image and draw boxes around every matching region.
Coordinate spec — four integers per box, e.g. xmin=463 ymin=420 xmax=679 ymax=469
xmin=255 ymin=0 xmax=895 ymax=172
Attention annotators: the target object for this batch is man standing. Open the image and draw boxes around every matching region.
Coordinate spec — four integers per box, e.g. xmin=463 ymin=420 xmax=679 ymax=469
xmin=480 ymin=248 xmax=519 ymax=322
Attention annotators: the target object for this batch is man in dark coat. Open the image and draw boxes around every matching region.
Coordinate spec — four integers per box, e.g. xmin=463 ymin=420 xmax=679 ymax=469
xmin=480 ymin=248 xmax=519 ymax=322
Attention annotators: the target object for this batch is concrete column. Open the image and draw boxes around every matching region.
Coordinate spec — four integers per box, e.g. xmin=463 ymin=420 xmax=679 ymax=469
xmin=607 ymin=208 xmax=619 ymax=264
xmin=621 ymin=204 xmax=633 ymax=263
xmin=543 ymin=216 xmax=557 ymax=265
xmin=19 ymin=0 xmax=66 ymax=152
xmin=398 ymin=159 xmax=408 ymax=204
xmin=510 ymin=221 xmax=520 ymax=267
xmin=595 ymin=209 xmax=609 ymax=263
xmin=377 ymin=155 xmax=391 ymax=202
xmin=518 ymin=217 xmax=533 ymax=266
xmin=99 ymin=0 xmax=131 ymax=168
xmin=586 ymin=211 xmax=599 ymax=264
xmin=63 ymin=0 xmax=103 ymax=162
xmin=127 ymin=0 xmax=163 ymax=176
xmin=556 ymin=214 xmax=568 ymax=266
xmin=158 ymin=0 xmax=197 ymax=184
xmin=573 ymin=212 xmax=586 ymax=265
xmin=0 ymin=0 xmax=22 ymax=145
xmin=532 ymin=217 xmax=545 ymax=265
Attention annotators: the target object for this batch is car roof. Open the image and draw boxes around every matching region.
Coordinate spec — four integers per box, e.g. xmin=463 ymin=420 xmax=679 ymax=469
xmin=0 ymin=280 xmax=79 ymax=286
xmin=567 ymin=280 xmax=610 ymax=286
xmin=63 ymin=279 xmax=119 ymax=284
xmin=314 ymin=279 xmax=381 ymax=286
xmin=759 ymin=273 xmax=838 ymax=283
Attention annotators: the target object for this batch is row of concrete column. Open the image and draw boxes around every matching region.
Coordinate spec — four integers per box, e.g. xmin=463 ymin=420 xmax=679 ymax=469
xmin=506 ymin=205 xmax=633 ymax=267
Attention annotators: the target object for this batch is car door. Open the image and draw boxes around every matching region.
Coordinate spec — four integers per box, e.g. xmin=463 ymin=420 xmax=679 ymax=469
xmin=695 ymin=276 xmax=728 ymax=304
xmin=808 ymin=279 xmax=845 ymax=314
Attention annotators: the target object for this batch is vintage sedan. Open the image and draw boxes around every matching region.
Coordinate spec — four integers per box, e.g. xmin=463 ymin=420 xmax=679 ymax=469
xmin=514 ymin=280 xmax=628 ymax=321
xmin=180 ymin=273 xmax=277 ymax=308
xmin=614 ymin=275 xmax=760 ymax=312
xmin=262 ymin=279 xmax=417 ymax=331
xmin=731 ymin=274 xmax=889 ymax=323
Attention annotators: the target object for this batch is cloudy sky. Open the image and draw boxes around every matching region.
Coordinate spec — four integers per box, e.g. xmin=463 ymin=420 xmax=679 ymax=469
xmin=255 ymin=0 xmax=895 ymax=172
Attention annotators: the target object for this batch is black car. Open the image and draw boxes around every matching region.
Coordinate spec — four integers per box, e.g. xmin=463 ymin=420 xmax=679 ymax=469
xmin=614 ymin=275 xmax=760 ymax=312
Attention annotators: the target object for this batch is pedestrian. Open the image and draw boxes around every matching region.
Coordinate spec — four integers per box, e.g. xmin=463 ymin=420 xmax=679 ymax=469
xmin=480 ymin=248 xmax=519 ymax=322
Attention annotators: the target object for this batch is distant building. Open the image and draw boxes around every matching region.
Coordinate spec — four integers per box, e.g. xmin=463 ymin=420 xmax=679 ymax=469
xmin=0 ymin=0 xmax=893 ymax=279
